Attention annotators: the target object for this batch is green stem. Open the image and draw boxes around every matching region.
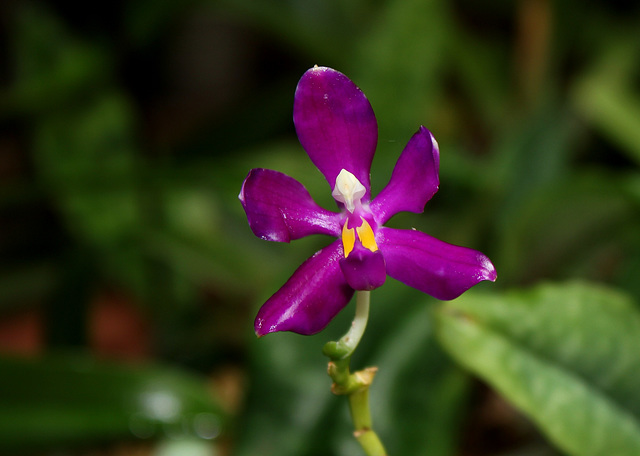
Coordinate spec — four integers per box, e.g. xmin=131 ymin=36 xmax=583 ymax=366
xmin=349 ymin=381 xmax=387 ymax=455
xmin=340 ymin=290 xmax=370 ymax=355
xmin=323 ymin=290 xmax=388 ymax=456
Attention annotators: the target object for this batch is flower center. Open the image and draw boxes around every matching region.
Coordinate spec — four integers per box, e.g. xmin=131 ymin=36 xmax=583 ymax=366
xmin=341 ymin=218 xmax=378 ymax=258
xmin=332 ymin=169 xmax=365 ymax=213
xmin=332 ymin=169 xmax=378 ymax=258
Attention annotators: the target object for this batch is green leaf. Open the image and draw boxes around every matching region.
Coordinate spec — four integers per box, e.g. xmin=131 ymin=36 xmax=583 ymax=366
xmin=0 ymin=354 xmax=225 ymax=453
xmin=435 ymin=281 xmax=640 ymax=456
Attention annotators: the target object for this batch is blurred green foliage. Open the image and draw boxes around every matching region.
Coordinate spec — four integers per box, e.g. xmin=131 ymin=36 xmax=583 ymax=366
xmin=0 ymin=354 xmax=225 ymax=453
xmin=1 ymin=0 xmax=640 ymax=455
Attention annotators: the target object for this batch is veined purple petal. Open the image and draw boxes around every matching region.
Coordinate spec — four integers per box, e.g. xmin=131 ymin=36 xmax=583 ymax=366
xmin=293 ymin=66 xmax=377 ymax=199
xmin=371 ymin=126 xmax=440 ymax=225
xmin=378 ymin=227 xmax=496 ymax=300
xmin=339 ymin=244 xmax=386 ymax=291
xmin=255 ymin=240 xmax=354 ymax=336
xmin=240 ymin=168 xmax=342 ymax=242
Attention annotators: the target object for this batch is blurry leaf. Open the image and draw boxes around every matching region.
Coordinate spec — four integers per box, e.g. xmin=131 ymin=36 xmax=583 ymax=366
xmin=354 ymin=0 xmax=449 ymax=139
xmin=572 ymin=36 xmax=640 ymax=167
xmin=618 ymin=174 xmax=640 ymax=300
xmin=497 ymin=172 xmax=638 ymax=284
xmin=12 ymin=2 xmax=146 ymax=292
xmin=30 ymin=90 xmax=156 ymax=299
xmin=125 ymin=0 xmax=196 ymax=46
xmin=625 ymin=173 xmax=640 ymax=207
xmin=492 ymin=101 xmax=578 ymax=215
xmin=45 ymin=249 xmax=96 ymax=348
xmin=365 ymin=287 xmax=471 ymax=456
xmin=215 ymin=0 xmax=350 ymax=64
xmin=0 ymin=263 xmax=57 ymax=312
xmin=1 ymin=3 xmax=111 ymax=118
xmin=33 ymin=92 xmax=140 ymax=247
xmin=435 ymin=281 xmax=640 ymax=456
xmin=154 ymin=437 xmax=219 ymax=456
xmin=234 ymin=321 xmax=341 ymax=456
xmin=6 ymin=2 xmax=156 ymax=302
xmin=447 ymin=18 xmax=511 ymax=128
xmin=0 ymin=354 xmax=224 ymax=453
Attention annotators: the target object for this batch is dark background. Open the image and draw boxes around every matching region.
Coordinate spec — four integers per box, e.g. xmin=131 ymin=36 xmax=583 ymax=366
xmin=1 ymin=0 xmax=639 ymax=454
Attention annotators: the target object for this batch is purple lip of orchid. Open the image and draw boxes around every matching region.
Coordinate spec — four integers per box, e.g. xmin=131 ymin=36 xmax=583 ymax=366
xmin=239 ymin=66 xmax=497 ymax=337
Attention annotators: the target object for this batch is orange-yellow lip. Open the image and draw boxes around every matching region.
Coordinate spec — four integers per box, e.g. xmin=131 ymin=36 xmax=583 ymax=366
xmin=341 ymin=218 xmax=378 ymax=258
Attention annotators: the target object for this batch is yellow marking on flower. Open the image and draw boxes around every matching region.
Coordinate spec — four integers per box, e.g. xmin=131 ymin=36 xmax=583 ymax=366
xmin=356 ymin=218 xmax=378 ymax=252
xmin=342 ymin=223 xmax=356 ymax=258
xmin=342 ymin=218 xmax=378 ymax=258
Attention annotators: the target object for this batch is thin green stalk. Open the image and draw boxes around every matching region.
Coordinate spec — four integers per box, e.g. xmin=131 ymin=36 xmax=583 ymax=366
xmin=341 ymin=290 xmax=370 ymax=355
xmin=349 ymin=382 xmax=387 ymax=455
xmin=323 ymin=290 xmax=388 ymax=456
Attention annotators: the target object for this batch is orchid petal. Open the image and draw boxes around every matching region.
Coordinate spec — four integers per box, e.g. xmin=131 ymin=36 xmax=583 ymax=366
xmin=240 ymin=168 xmax=342 ymax=242
xmin=378 ymin=227 xmax=496 ymax=300
xmin=339 ymin=244 xmax=386 ymax=291
xmin=293 ymin=66 xmax=377 ymax=199
xmin=371 ymin=126 xmax=440 ymax=225
xmin=255 ymin=240 xmax=354 ymax=336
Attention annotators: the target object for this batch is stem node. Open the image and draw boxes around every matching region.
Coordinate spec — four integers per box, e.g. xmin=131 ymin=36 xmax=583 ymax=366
xmin=323 ymin=291 xmax=388 ymax=456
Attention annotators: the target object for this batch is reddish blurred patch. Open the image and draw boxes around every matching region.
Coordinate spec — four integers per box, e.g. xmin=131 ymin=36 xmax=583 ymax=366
xmin=0 ymin=309 xmax=43 ymax=356
xmin=0 ymin=290 xmax=152 ymax=361
xmin=460 ymin=382 xmax=544 ymax=455
xmin=88 ymin=291 xmax=152 ymax=361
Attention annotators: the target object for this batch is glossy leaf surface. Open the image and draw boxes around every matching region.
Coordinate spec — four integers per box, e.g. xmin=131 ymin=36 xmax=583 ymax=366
xmin=436 ymin=282 xmax=640 ymax=456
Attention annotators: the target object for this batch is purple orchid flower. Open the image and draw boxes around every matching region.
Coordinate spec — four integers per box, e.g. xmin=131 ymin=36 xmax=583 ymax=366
xmin=240 ymin=66 xmax=496 ymax=337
